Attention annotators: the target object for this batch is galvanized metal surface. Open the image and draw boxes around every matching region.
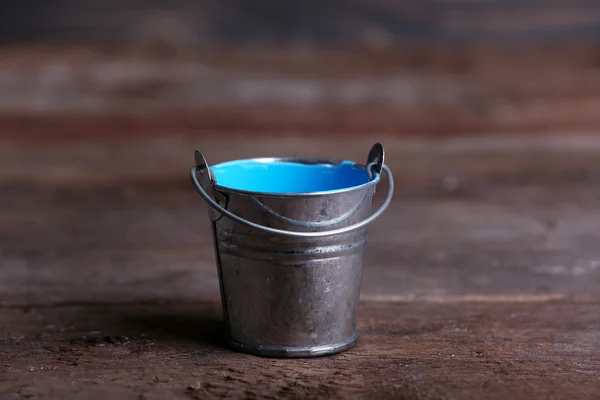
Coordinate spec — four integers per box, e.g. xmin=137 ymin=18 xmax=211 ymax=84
xmin=191 ymin=146 xmax=392 ymax=357
xmin=190 ymin=162 xmax=394 ymax=238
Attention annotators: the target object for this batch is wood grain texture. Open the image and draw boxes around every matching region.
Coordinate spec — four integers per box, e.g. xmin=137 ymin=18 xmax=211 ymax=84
xmin=2 ymin=133 xmax=600 ymax=398
xmin=1 ymin=300 xmax=599 ymax=399
xmin=3 ymin=136 xmax=600 ymax=306
xmin=2 ymin=44 xmax=600 ymax=135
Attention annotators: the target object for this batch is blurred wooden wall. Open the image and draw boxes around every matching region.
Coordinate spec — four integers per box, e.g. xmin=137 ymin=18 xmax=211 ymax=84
xmin=1 ymin=1 xmax=600 ymax=141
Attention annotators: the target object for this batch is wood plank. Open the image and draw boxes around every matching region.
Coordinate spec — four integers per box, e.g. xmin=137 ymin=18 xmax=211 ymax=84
xmin=2 ymin=45 xmax=600 ymax=135
xmin=1 ymin=299 xmax=598 ymax=399
xmin=3 ymin=182 xmax=600 ymax=306
xmin=8 ymin=135 xmax=600 ymax=184
xmin=2 ymin=134 xmax=599 ymax=397
xmin=2 ymin=136 xmax=600 ymax=306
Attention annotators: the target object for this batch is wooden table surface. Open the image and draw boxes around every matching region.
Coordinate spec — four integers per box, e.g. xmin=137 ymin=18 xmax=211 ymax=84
xmin=1 ymin=132 xmax=599 ymax=399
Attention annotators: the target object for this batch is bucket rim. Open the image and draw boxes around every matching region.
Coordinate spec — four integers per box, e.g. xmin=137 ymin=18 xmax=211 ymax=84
xmin=211 ymin=157 xmax=381 ymax=197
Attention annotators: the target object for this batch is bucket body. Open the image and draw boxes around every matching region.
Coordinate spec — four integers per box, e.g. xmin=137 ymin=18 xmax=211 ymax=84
xmin=191 ymin=147 xmax=392 ymax=357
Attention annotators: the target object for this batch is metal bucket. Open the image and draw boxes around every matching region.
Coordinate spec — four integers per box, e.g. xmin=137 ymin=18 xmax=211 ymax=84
xmin=190 ymin=143 xmax=394 ymax=358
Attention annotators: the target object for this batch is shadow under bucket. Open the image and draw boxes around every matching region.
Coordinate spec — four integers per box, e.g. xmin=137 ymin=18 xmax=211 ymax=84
xmin=190 ymin=143 xmax=394 ymax=357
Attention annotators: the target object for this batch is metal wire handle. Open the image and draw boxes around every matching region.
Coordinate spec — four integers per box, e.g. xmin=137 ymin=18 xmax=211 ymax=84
xmin=190 ymin=163 xmax=394 ymax=238
xmin=249 ymin=191 xmax=368 ymax=228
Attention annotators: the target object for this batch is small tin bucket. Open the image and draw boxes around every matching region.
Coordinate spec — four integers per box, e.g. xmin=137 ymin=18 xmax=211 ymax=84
xmin=190 ymin=143 xmax=394 ymax=357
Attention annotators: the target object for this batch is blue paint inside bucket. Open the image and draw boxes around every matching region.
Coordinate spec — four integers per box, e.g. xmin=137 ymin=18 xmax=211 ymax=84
xmin=211 ymin=159 xmax=378 ymax=194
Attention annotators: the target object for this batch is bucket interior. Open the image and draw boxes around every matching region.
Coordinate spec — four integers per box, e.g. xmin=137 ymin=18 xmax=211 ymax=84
xmin=211 ymin=159 xmax=377 ymax=194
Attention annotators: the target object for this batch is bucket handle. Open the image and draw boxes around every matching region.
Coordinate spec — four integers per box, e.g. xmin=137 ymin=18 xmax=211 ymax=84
xmin=190 ymin=157 xmax=394 ymax=239
xmin=249 ymin=192 xmax=368 ymax=228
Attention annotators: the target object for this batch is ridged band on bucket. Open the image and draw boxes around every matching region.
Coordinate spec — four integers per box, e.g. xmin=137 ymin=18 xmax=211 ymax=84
xmin=190 ymin=143 xmax=394 ymax=357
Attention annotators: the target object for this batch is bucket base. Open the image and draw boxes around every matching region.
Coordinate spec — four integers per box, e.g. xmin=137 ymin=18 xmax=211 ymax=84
xmin=227 ymin=332 xmax=358 ymax=358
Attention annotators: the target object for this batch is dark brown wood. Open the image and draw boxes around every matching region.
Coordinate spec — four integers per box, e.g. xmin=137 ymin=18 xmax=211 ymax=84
xmin=1 ymin=299 xmax=599 ymax=399
xmin=3 ymin=136 xmax=600 ymax=305
xmin=1 ymin=134 xmax=600 ymax=398
xmin=2 ymin=44 xmax=600 ymax=137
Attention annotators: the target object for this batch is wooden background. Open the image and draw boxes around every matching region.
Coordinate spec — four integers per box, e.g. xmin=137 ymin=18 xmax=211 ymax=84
xmin=2 ymin=3 xmax=600 ymax=399
xmin=1 ymin=0 xmax=600 ymax=139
